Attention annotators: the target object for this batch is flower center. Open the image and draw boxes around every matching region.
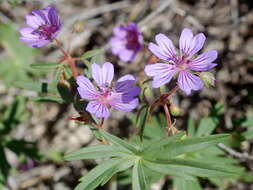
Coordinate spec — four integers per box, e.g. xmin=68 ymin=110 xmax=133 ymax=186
xmin=98 ymin=85 xmax=113 ymax=104
xmin=177 ymin=57 xmax=190 ymax=70
xmin=32 ymin=24 xmax=58 ymax=40
xmin=126 ymin=30 xmax=139 ymax=50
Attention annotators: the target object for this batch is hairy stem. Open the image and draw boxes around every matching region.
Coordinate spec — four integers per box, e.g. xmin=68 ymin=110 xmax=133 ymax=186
xmin=163 ymin=104 xmax=172 ymax=132
xmin=55 ymin=39 xmax=78 ymax=79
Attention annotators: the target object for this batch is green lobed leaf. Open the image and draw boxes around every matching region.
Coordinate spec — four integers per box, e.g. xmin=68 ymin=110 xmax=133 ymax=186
xmin=99 ymin=130 xmax=139 ymax=154
xmin=132 ymin=159 xmax=149 ymax=190
xmin=64 ymin=144 xmax=133 ymax=161
xmin=100 ymin=159 xmax=134 ymax=186
xmin=160 ymin=134 xmax=229 ymax=158
xmin=144 ymin=158 xmax=241 ymax=179
xmin=30 ymin=62 xmax=60 ymax=69
xmin=75 ymin=158 xmax=133 ymax=190
xmin=142 ymin=132 xmax=185 ymax=158
xmin=143 ymin=160 xmax=195 ymax=181
xmin=173 ymin=178 xmax=201 ymax=190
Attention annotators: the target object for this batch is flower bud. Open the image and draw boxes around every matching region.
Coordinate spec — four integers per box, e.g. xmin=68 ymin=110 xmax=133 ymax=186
xmin=199 ymin=72 xmax=215 ymax=88
xmin=73 ymin=21 xmax=85 ymax=33
xmin=57 ymin=80 xmax=73 ymax=103
xmin=169 ymin=104 xmax=181 ymax=116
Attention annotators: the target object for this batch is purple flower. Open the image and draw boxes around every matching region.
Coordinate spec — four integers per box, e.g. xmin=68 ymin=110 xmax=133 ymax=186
xmin=110 ymin=22 xmax=143 ymax=62
xmin=19 ymin=6 xmax=61 ymax=48
xmin=76 ymin=62 xmax=140 ymax=118
xmin=145 ymin=28 xmax=218 ymax=95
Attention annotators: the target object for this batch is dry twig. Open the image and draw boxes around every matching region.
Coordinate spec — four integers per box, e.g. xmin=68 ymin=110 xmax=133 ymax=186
xmin=218 ymin=143 xmax=253 ymax=161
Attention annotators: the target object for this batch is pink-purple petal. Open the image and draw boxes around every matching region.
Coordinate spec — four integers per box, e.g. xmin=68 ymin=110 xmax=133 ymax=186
xmin=20 ymin=27 xmax=38 ymax=38
xmin=20 ymin=6 xmax=61 ymax=48
xmin=32 ymin=9 xmax=48 ymax=24
xmin=76 ymin=75 xmax=99 ymax=100
xmin=178 ymin=71 xmax=204 ymax=95
xmin=110 ymin=98 xmax=139 ymax=112
xmin=110 ymin=37 xmax=125 ymax=55
xmin=102 ymin=62 xmax=114 ymax=85
xmin=152 ymin=69 xmax=177 ymax=88
xmin=113 ymin=26 xmax=127 ymax=38
xmin=86 ymin=101 xmax=110 ymax=118
xmin=91 ymin=63 xmax=102 ymax=85
xmin=179 ymin=28 xmax=194 ymax=56
xmin=144 ymin=63 xmax=175 ymax=77
xmin=115 ymin=74 xmax=140 ymax=102
xmin=188 ymin=33 xmax=206 ymax=56
xmin=115 ymin=74 xmax=135 ymax=92
xmin=190 ymin=50 xmax=218 ymax=71
xmin=179 ymin=28 xmax=206 ymax=57
xmin=26 ymin=15 xmax=45 ymax=28
xmin=48 ymin=6 xmax=59 ymax=26
xmin=110 ymin=23 xmax=143 ymax=62
xmin=91 ymin=62 xmax=114 ymax=86
xmin=117 ymin=74 xmax=135 ymax=82
xmin=155 ymin=33 xmax=176 ymax=59
xmin=148 ymin=42 xmax=172 ymax=61
xmin=118 ymin=48 xmax=135 ymax=62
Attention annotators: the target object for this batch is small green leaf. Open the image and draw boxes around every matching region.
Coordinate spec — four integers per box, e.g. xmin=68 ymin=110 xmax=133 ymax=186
xmin=1 ymin=96 xmax=27 ymax=134
xmin=0 ymin=145 xmax=10 ymax=180
xmin=31 ymin=96 xmax=64 ymax=104
xmin=4 ymin=138 xmax=42 ymax=160
xmin=99 ymin=130 xmax=139 ymax=154
xmin=132 ymin=159 xmax=149 ymax=190
xmin=64 ymin=144 xmax=133 ymax=161
xmin=196 ymin=117 xmax=218 ymax=136
xmin=247 ymin=56 xmax=253 ymax=62
xmin=137 ymin=105 xmax=150 ymax=140
xmin=14 ymin=81 xmax=51 ymax=93
xmin=242 ymin=130 xmax=253 ymax=140
xmin=82 ymin=49 xmax=102 ymax=60
xmin=30 ymin=62 xmax=60 ymax=69
xmin=63 ymin=65 xmax=72 ymax=79
xmin=187 ymin=117 xmax=196 ymax=137
xmin=91 ymin=50 xmax=104 ymax=64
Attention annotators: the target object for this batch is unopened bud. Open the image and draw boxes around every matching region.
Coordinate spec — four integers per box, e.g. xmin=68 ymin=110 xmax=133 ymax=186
xmin=169 ymin=104 xmax=181 ymax=116
xmin=199 ymin=72 xmax=215 ymax=88
xmin=73 ymin=21 xmax=85 ymax=33
xmin=57 ymin=80 xmax=73 ymax=103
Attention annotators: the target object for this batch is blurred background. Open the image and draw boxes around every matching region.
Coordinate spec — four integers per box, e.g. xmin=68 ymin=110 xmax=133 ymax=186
xmin=0 ymin=0 xmax=252 ymax=189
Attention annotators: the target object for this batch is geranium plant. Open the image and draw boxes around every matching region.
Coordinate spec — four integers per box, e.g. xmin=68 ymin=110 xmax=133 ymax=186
xmin=14 ymin=5 xmax=245 ymax=190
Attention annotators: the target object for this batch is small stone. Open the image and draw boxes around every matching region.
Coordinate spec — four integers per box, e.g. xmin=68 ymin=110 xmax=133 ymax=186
xmin=205 ymin=40 xmax=225 ymax=53
xmin=229 ymin=31 xmax=243 ymax=51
